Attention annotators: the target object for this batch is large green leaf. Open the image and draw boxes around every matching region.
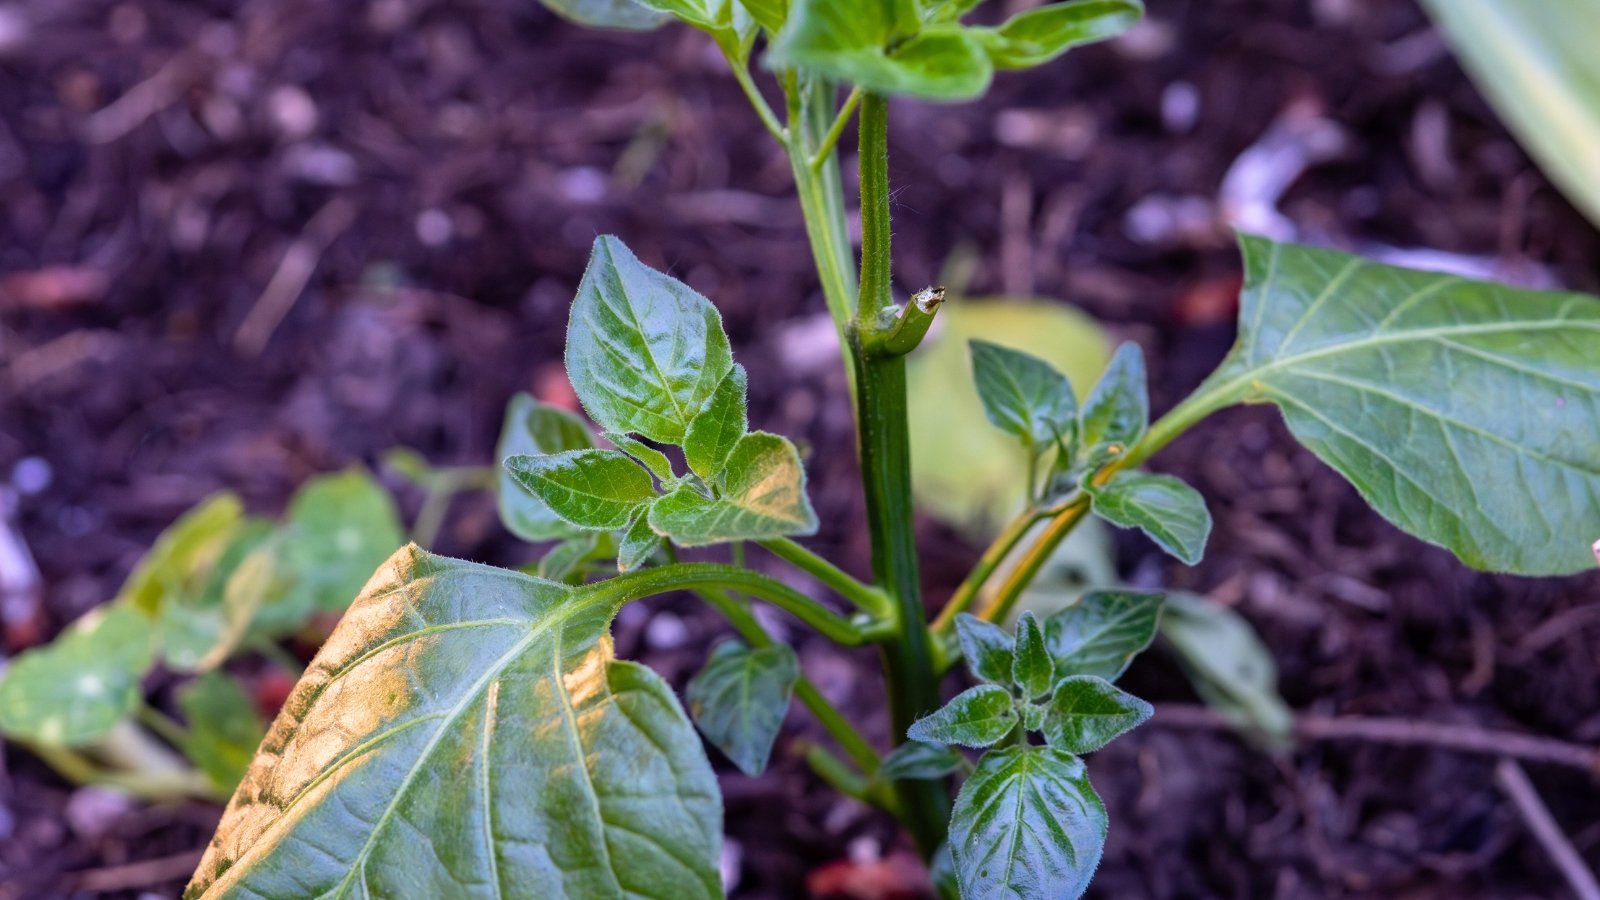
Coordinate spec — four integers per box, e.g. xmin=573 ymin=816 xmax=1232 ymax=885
xmin=0 ymin=607 xmax=155 ymax=746
xmin=1088 ymin=471 xmax=1211 ymax=565
xmin=906 ymin=684 xmax=1017 ymax=748
xmin=685 ymin=640 xmax=799 ymax=776
xmin=1043 ymin=591 xmax=1163 ymax=683
xmin=539 ymin=0 xmax=668 ymax=30
xmin=178 ymin=672 xmax=268 ymax=794
xmin=768 ymin=1 xmax=992 ymax=101
xmin=949 ymin=747 xmax=1106 ymax=900
xmin=1195 ymin=236 xmax=1600 ymax=575
xmin=648 ymin=432 xmax=817 ymax=545
xmin=279 ymin=468 xmax=406 ymax=613
xmin=1417 ymin=0 xmax=1600 ymax=230
xmin=505 ymin=449 xmax=658 ymax=531
xmin=974 ymin=0 xmax=1142 ymax=70
xmin=969 ymin=340 xmax=1077 ymax=449
xmin=496 ymin=394 xmax=596 ymax=542
xmin=186 ymin=546 xmax=722 ymax=899
xmin=566 ymin=235 xmax=734 ymax=445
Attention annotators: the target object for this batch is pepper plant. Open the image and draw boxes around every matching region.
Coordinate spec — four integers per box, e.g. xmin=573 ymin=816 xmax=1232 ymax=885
xmin=176 ymin=1 xmax=1600 ymax=897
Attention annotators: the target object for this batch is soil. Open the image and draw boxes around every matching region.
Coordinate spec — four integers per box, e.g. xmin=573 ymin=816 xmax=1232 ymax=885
xmin=2 ymin=0 xmax=1599 ymax=897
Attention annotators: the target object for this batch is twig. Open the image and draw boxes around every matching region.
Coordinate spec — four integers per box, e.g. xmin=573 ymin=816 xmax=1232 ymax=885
xmin=233 ymin=198 xmax=357 ymax=356
xmin=1151 ymin=704 xmax=1600 ymax=774
xmin=1494 ymin=759 xmax=1600 ymax=900
xmin=73 ymin=849 xmax=206 ymax=893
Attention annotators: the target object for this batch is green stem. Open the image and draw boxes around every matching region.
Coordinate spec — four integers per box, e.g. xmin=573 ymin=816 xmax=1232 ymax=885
xmin=580 ymin=563 xmax=869 ymax=647
xmin=135 ymin=703 xmax=189 ymax=748
xmin=729 ymin=56 xmax=786 ymax=143
xmin=852 ymin=93 xmax=949 ymax=858
xmin=977 ymin=499 xmax=1090 ymax=630
xmin=930 ymin=509 xmax=1043 ymax=638
xmin=693 ymin=587 xmax=880 ymax=773
xmin=759 ymin=538 xmax=888 ymax=616
xmin=808 ymin=87 xmax=863 ymax=171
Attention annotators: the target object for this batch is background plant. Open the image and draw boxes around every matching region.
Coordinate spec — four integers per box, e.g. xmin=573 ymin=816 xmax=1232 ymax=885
xmin=9 ymin=1 xmax=1587 ymax=896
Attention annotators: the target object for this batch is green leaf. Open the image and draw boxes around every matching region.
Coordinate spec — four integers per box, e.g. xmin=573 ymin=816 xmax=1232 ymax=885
xmin=683 ymin=364 xmax=749 ymax=482
xmin=769 ymin=2 xmax=993 ymax=101
xmin=906 ymin=684 xmax=1017 ymax=748
xmin=186 ymin=546 xmax=722 ymax=899
xmin=969 ymin=340 xmax=1077 ymax=449
xmin=1010 ymin=611 xmax=1054 ymax=700
xmin=617 ymin=512 xmax=662 ymax=572
xmin=159 ymin=519 xmax=276 ymax=672
xmin=538 ymin=535 xmax=599 ymax=582
xmin=496 ymin=394 xmax=597 ymax=542
xmin=280 ymin=468 xmax=406 ymax=613
xmin=737 ymin=0 xmax=786 ymax=31
xmin=954 ymin=613 xmax=1015 ymax=685
xmin=1417 ymin=0 xmax=1600 ymax=230
xmin=648 ymin=432 xmax=817 ymax=545
xmin=1042 ymin=675 xmax=1152 ymax=753
xmin=685 ymin=640 xmax=799 ymax=776
xmin=177 ymin=672 xmax=267 ymax=794
xmin=1201 ymin=235 xmax=1600 ymax=575
xmin=927 ymin=0 xmax=984 ymax=24
xmin=908 ymin=297 xmax=1110 ymax=538
xmin=505 ymin=449 xmax=657 ymax=532
xmin=1044 ymin=591 xmax=1163 ymax=682
xmin=876 ymin=741 xmax=964 ymax=782
xmin=1089 ymin=471 xmax=1212 ymax=565
xmin=567 ymin=235 xmax=734 ymax=445
xmin=116 ymin=493 xmax=246 ymax=615
xmin=539 ymin=0 xmax=668 ymax=30
xmin=605 ymin=432 xmax=678 ymax=484
xmin=973 ymin=0 xmax=1142 ymax=70
xmin=949 ymin=746 xmax=1105 ymax=900
xmin=1161 ymin=592 xmax=1292 ymax=748
xmin=0 ymin=607 xmax=155 ymax=746
xmin=1078 ymin=341 xmax=1148 ymax=458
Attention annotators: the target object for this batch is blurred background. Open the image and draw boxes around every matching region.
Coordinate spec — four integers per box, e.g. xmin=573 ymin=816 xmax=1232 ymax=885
xmin=2 ymin=0 xmax=1599 ymax=896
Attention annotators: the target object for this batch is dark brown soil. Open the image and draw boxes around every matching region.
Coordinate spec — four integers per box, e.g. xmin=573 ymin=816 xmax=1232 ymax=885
xmin=2 ymin=0 xmax=1598 ymax=897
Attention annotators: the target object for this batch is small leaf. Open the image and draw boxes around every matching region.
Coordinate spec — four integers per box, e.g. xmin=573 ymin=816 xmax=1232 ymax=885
xmin=605 ymin=432 xmax=678 ymax=483
xmin=769 ymin=2 xmax=993 ymax=101
xmin=279 ymin=468 xmax=406 ymax=613
xmin=177 ymin=672 xmax=267 ymax=794
xmin=737 ymin=0 xmax=786 ymax=31
xmin=949 ymin=746 xmax=1106 ymax=900
xmin=116 ymin=493 xmax=245 ymax=615
xmin=186 ymin=546 xmax=723 ymax=899
xmin=648 ymin=432 xmax=817 ymax=545
xmin=1199 ymin=235 xmax=1600 ymax=576
xmin=1089 ymin=470 xmax=1212 ymax=565
xmin=1161 ymin=592 xmax=1292 ymax=748
xmin=684 ymin=364 xmax=749 ymax=481
xmin=954 ymin=613 xmax=1015 ymax=685
xmin=928 ymin=0 xmax=984 ymax=23
xmin=567 ymin=235 xmax=734 ymax=445
xmin=1042 ymin=675 xmax=1152 ymax=753
xmin=906 ymin=684 xmax=1017 ymax=748
xmin=538 ymin=0 xmax=668 ymax=30
xmin=973 ymin=0 xmax=1142 ymax=70
xmin=159 ymin=519 xmax=276 ymax=672
xmin=969 ymin=340 xmax=1077 ymax=448
xmin=496 ymin=393 xmax=596 ymax=542
xmin=876 ymin=741 xmax=964 ymax=782
xmin=1078 ymin=342 xmax=1148 ymax=456
xmin=1044 ymin=591 xmax=1163 ymax=682
xmin=617 ymin=511 xmax=662 ymax=572
xmin=505 ymin=449 xmax=657 ymax=531
xmin=1011 ymin=611 xmax=1054 ymax=700
xmin=0 ymin=607 xmax=154 ymax=746
xmin=538 ymin=534 xmax=599 ymax=582
xmin=685 ymin=640 xmax=799 ymax=776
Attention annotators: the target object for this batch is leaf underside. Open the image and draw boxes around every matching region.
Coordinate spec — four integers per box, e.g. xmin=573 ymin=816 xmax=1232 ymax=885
xmin=186 ymin=546 xmax=721 ymax=900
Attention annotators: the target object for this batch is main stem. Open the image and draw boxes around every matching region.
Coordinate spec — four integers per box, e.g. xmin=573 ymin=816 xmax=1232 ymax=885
xmin=851 ymin=94 xmax=948 ymax=857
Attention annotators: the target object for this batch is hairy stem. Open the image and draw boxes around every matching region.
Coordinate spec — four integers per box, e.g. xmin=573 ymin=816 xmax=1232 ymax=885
xmin=809 ymin=87 xmax=863 ymax=171
xmin=582 ymin=563 xmax=868 ymax=647
xmin=760 ymin=537 xmax=888 ymax=616
xmin=852 ymin=93 xmax=949 ymax=858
